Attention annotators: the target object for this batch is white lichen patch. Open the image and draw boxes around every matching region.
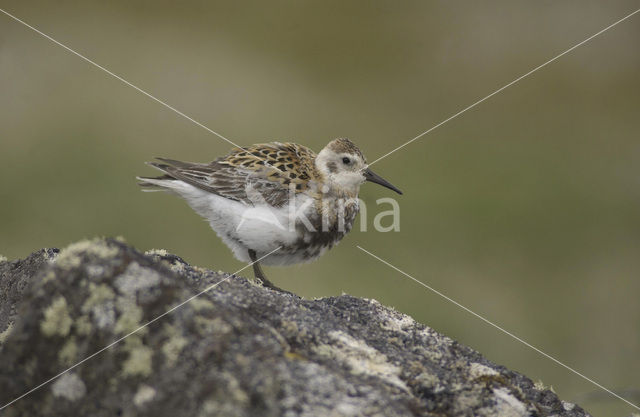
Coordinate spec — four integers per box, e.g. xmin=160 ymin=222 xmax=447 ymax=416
xmin=379 ymin=310 xmax=416 ymax=333
xmin=58 ymin=337 xmax=78 ymax=366
xmin=45 ymin=250 xmax=59 ymax=264
xmin=161 ymin=323 xmax=188 ymax=366
xmin=562 ymin=401 xmax=575 ymax=411
xmin=492 ymin=387 xmax=528 ymax=416
xmin=313 ymin=331 xmax=408 ymax=392
xmin=534 ymin=379 xmax=555 ymax=393
xmin=469 ymin=362 xmax=499 ymax=379
xmin=115 ymin=262 xmax=161 ymax=296
xmin=454 ymin=387 xmax=484 ymax=412
xmin=0 ymin=322 xmax=14 ymax=344
xmin=333 ymin=402 xmax=361 ymax=416
xmin=133 ymin=384 xmax=156 ymax=407
xmin=51 ymin=372 xmax=86 ymax=401
xmin=167 ymin=261 xmax=187 ymax=274
xmin=419 ymin=326 xmax=453 ymax=346
xmin=54 ymin=239 xmax=119 ymax=270
xmin=41 ymin=296 xmax=73 ymax=337
xmin=122 ymin=336 xmax=153 ymax=377
xmin=366 ymin=297 xmax=381 ymax=306
xmin=281 ymin=320 xmax=305 ymax=340
xmin=144 ymin=248 xmax=169 ymax=257
xmin=246 ymin=277 xmax=265 ymax=289
xmin=192 ymin=265 xmax=208 ymax=274
xmin=85 ymin=265 xmax=106 ymax=278
xmin=411 ymin=344 xmax=444 ymax=363
xmin=415 ymin=372 xmax=445 ymax=393
xmin=0 ymin=254 xmax=7 ymax=262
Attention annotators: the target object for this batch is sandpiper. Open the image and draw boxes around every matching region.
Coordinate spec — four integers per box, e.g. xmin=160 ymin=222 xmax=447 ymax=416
xmin=138 ymin=138 xmax=402 ymax=290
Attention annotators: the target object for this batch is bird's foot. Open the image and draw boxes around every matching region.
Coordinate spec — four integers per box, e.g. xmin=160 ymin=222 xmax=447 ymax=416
xmin=257 ymin=277 xmax=296 ymax=296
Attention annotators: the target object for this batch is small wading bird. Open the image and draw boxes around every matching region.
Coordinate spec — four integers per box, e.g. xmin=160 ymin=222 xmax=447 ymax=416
xmin=138 ymin=138 xmax=402 ymax=291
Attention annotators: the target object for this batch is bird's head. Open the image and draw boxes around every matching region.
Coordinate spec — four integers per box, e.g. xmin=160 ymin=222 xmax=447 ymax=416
xmin=315 ymin=138 xmax=402 ymax=196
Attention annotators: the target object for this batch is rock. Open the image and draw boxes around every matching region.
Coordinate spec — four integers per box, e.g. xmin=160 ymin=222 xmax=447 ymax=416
xmin=0 ymin=238 xmax=591 ymax=417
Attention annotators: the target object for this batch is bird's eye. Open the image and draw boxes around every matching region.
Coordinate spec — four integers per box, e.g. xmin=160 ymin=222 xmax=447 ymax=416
xmin=342 ymin=157 xmax=351 ymax=164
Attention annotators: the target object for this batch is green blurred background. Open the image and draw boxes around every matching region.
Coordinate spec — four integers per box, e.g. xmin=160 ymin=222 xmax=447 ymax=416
xmin=1 ymin=1 xmax=639 ymax=415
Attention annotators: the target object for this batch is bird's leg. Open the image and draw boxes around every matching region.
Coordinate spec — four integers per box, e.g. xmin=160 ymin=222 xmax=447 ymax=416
xmin=248 ymin=249 xmax=291 ymax=294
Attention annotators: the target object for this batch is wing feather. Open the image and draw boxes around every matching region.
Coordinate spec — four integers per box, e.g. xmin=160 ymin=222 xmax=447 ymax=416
xmin=139 ymin=142 xmax=319 ymax=207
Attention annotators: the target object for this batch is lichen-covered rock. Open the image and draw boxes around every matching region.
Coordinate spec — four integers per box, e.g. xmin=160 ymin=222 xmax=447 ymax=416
xmin=0 ymin=239 xmax=591 ymax=417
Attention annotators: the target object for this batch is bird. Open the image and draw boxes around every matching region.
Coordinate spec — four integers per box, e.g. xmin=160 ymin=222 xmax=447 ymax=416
xmin=137 ymin=138 xmax=402 ymax=291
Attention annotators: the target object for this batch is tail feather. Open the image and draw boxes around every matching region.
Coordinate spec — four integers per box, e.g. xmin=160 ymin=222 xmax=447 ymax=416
xmin=137 ymin=157 xmax=185 ymax=191
xmin=137 ymin=158 xmax=182 ymax=191
xmin=136 ymin=176 xmax=174 ymax=191
xmin=138 ymin=157 xmax=215 ymax=194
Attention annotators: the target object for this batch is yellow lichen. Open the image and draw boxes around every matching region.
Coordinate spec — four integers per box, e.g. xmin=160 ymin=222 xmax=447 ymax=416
xmin=41 ymin=270 xmax=57 ymax=283
xmin=54 ymin=238 xmax=119 ymax=269
xmin=41 ymin=296 xmax=73 ymax=337
xmin=74 ymin=316 xmax=93 ymax=336
xmin=280 ymin=320 xmax=299 ymax=336
xmin=224 ymin=373 xmax=249 ymax=404
xmin=59 ymin=337 xmax=78 ymax=366
xmin=194 ymin=316 xmax=232 ymax=336
xmin=0 ymin=322 xmax=14 ymax=343
xmin=161 ymin=324 xmax=188 ymax=366
xmin=469 ymin=363 xmax=499 ymax=379
xmin=189 ymin=298 xmax=214 ymax=312
xmin=284 ymin=351 xmax=306 ymax=361
xmin=115 ymin=300 xmax=145 ymax=335
xmin=82 ymin=283 xmax=115 ymax=312
xmin=313 ymin=331 xmax=408 ymax=392
xmin=122 ymin=336 xmax=153 ymax=377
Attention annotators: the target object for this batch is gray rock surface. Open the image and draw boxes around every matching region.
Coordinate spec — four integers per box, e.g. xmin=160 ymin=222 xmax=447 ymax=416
xmin=0 ymin=238 xmax=591 ymax=417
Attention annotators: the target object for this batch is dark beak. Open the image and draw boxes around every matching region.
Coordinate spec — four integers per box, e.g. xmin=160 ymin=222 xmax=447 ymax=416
xmin=364 ymin=169 xmax=403 ymax=195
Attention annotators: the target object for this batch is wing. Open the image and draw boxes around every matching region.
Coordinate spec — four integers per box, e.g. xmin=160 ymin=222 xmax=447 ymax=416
xmin=139 ymin=142 xmax=318 ymax=207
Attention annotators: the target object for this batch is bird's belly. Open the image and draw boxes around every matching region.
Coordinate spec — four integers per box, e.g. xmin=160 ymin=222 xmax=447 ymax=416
xmin=233 ymin=210 xmax=350 ymax=266
xmin=258 ymin=201 xmax=359 ymax=266
xmin=210 ymin=203 xmax=301 ymax=263
xmin=191 ymin=189 xmax=358 ymax=266
xmin=261 ymin=235 xmax=342 ymax=266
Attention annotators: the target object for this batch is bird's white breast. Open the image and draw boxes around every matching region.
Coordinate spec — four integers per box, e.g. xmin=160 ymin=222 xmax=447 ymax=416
xmin=164 ymin=180 xmax=326 ymax=265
